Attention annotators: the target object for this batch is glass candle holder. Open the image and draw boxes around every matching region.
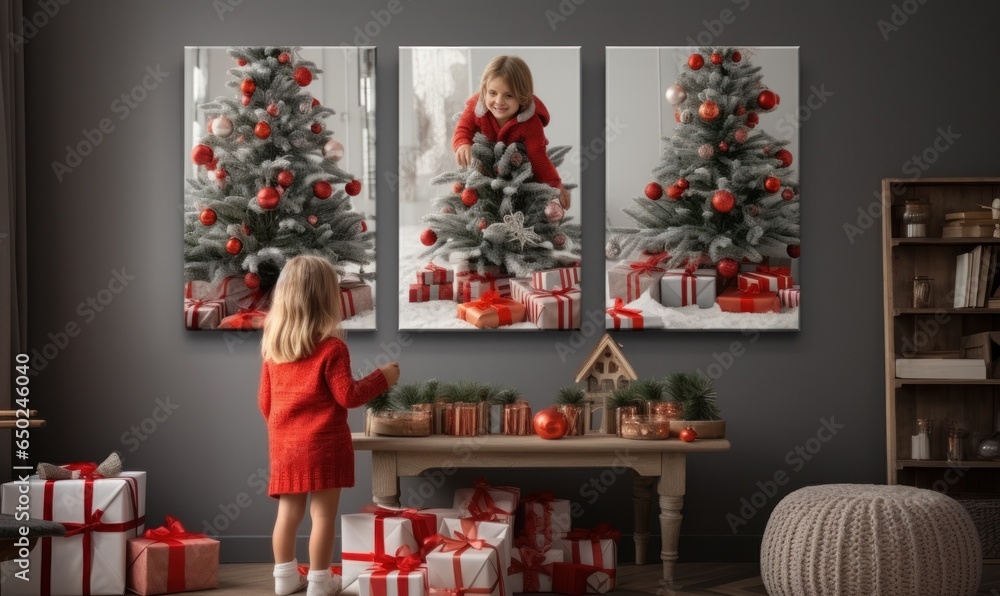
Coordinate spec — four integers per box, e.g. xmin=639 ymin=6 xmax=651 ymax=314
xmin=948 ymin=427 xmax=966 ymax=462
xmin=650 ymin=401 xmax=684 ymax=421
xmin=913 ymin=276 xmax=932 ymax=309
xmin=903 ymin=200 xmax=931 ymax=238
xmin=615 ymin=405 xmax=639 ymax=437
xmin=370 ymin=410 xmax=432 ymax=437
xmin=620 ymin=414 xmax=670 ymax=440
xmin=555 ymin=404 xmax=584 ymax=436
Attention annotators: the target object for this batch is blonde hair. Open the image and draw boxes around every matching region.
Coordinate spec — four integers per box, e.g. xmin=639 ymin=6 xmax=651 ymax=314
xmin=261 ymin=255 xmax=344 ymax=364
xmin=479 ymin=55 xmax=533 ymax=112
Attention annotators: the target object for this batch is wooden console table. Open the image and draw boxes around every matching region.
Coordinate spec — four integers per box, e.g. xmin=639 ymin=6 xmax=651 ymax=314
xmin=352 ymin=433 xmax=731 ymax=586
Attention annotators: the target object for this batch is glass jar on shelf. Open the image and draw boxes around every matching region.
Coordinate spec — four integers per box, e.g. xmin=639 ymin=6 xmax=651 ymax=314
xmin=947 ymin=426 xmax=966 ymax=462
xmin=902 ymin=199 xmax=931 ymax=238
xmin=911 ymin=418 xmax=932 ymax=460
xmin=912 ymin=276 xmax=933 ymax=309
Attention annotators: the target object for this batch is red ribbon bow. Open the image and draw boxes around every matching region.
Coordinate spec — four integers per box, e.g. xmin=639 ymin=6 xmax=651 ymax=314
xmin=628 ymin=260 xmax=666 ymax=276
xmin=467 ymin=477 xmax=515 ymax=519
xmin=510 ymin=544 xmax=552 ymax=592
xmin=472 ymin=290 xmax=505 ymax=310
xmin=62 ymin=462 xmax=103 ymax=479
xmin=62 ymin=509 xmax=105 ymax=538
xmin=361 ymin=506 xmax=438 ymax=547
xmin=607 ymin=298 xmax=642 ymax=317
xmin=143 ymin=515 xmax=206 ymax=541
xmin=567 ymin=523 xmax=621 ymax=543
xmin=756 ymin=265 xmax=791 ymax=276
xmin=371 ymin=546 xmax=423 ymax=573
xmin=425 ymin=262 xmax=446 ymax=273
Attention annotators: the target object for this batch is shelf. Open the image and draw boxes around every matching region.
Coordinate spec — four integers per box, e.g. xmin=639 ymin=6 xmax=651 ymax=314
xmin=894 ymin=307 xmax=1000 ymax=316
xmin=895 ymin=378 xmax=1000 ymax=387
xmin=892 ymin=238 xmax=1000 ymax=246
xmin=897 ymin=459 xmax=1000 ymax=469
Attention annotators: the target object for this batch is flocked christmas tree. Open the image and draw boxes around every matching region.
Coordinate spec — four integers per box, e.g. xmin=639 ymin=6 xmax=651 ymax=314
xmin=418 ymin=133 xmax=581 ymax=277
xmin=612 ymin=47 xmax=799 ymax=279
xmin=185 ymin=46 xmax=370 ymax=292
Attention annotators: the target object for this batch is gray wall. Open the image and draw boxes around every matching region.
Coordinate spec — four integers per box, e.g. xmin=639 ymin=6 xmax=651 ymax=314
xmin=12 ymin=0 xmax=999 ymax=564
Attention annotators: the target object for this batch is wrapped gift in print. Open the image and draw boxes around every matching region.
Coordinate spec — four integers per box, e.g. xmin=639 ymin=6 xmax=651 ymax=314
xmin=341 ymin=278 xmax=374 ymax=319
xmin=425 ymin=521 xmax=508 ymax=596
xmin=409 ymin=283 xmax=454 ymax=303
xmin=341 ymin=507 xmax=435 ymax=587
xmin=0 ymin=464 xmax=146 ymax=596
xmin=716 ymin=286 xmax=781 ymax=313
xmin=607 ymin=257 xmax=665 ymax=303
xmin=779 ymin=285 xmax=800 ymax=308
xmin=660 ymin=268 xmax=717 ymax=309
xmin=737 ymin=265 xmax=794 ymax=294
xmin=508 ymin=542 xmax=564 ymax=593
xmin=532 ymin=266 xmax=581 ymax=292
xmin=454 ymin=262 xmax=512 ymax=303
xmin=126 ymin=515 xmax=219 ymax=595
xmin=183 ymin=277 xmax=252 ymax=331
xmin=511 ymin=280 xmax=581 ymax=330
xmin=218 ymin=287 xmax=272 ymax=330
xmin=605 ymin=299 xmax=663 ymax=330
xmin=551 ymin=562 xmax=615 ymax=595
xmin=559 ymin=524 xmax=619 ymax=571
xmin=358 ymin=547 xmax=428 ymax=596
xmin=416 ymin=262 xmax=454 ymax=285
xmin=456 ymin=291 xmax=525 ymax=329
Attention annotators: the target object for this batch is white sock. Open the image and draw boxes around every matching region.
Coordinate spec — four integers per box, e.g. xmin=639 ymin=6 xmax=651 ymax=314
xmin=306 ymin=569 xmax=341 ymax=596
xmin=273 ymin=559 xmax=306 ymax=596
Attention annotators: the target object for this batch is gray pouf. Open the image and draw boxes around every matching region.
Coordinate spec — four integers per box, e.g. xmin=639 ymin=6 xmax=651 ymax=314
xmin=761 ymin=484 xmax=981 ymax=596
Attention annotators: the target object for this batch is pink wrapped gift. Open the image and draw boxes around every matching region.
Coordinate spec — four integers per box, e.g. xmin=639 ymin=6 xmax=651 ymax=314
xmin=532 ymin=266 xmax=581 ymax=291
xmin=509 ymin=542 xmax=563 ymax=593
xmin=511 ymin=280 xmax=581 ymax=330
xmin=416 ymin=262 xmax=454 ymax=285
xmin=551 ymin=562 xmax=615 ymax=595
xmin=184 ymin=281 xmax=224 ymax=330
xmin=341 ymin=280 xmax=374 ymax=319
xmin=779 ymin=285 xmax=800 ymax=308
xmin=605 ymin=299 xmax=662 ymax=330
xmin=358 ymin=548 xmax=428 ymax=596
xmin=660 ymin=268 xmax=717 ymax=309
xmin=126 ymin=515 xmax=219 ymax=595
xmin=607 ymin=257 xmax=665 ymax=303
xmin=341 ymin=507 xmax=437 ymax=587
xmin=409 ymin=283 xmax=454 ymax=303
xmin=0 ymin=469 xmax=146 ymax=596
xmin=559 ymin=525 xmax=619 ymax=571
xmin=737 ymin=266 xmax=794 ymax=294
xmin=454 ymin=262 xmax=512 ymax=303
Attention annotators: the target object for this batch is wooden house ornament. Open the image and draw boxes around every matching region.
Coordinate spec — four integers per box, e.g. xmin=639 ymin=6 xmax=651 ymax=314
xmin=575 ymin=333 xmax=639 ymax=433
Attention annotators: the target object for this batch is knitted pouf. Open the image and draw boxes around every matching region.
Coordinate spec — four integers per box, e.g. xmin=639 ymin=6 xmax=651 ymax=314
xmin=760 ymin=484 xmax=981 ymax=596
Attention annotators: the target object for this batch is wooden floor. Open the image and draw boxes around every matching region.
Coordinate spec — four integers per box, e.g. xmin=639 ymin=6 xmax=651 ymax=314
xmin=178 ymin=562 xmax=1000 ymax=595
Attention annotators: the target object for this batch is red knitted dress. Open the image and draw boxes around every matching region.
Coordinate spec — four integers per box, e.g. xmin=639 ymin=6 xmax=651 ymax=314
xmin=258 ymin=337 xmax=388 ymax=498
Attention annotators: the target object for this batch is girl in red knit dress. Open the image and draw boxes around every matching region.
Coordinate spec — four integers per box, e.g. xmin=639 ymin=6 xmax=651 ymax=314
xmin=259 ymin=255 xmax=400 ymax=596
xmin=453 ymin=55 xmax=571 ymax=209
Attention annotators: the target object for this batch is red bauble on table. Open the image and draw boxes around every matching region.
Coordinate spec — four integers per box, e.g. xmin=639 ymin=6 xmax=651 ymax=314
xmin=199 ymin=209 xmax=217 ymax=226
xmin=345 ymin=180 xmax=362 ymax=196
xmin=679 ymin=426 xmax=698 ymax=442
xmin=763 ymin=176 xmax=781 ymax=193
xmin=420 ymin=228 xmax=437 ymax=246
xmin=712 ymin=190 xmax=735 ymax=213
xmin=452 ymin=182 xmax=464 ymax=194
xmin=710 ymin=53 xmax=723 ymax=65
xmin=644 ymin=182 xmax=663 ymax=200
xmin=310 ymin=123 xmax=322 ymax=134
xmin=716 ymin=257 xmax=739 ymax=279
xmin=782 ymin=188 xmax=795 ymax=200
xmin=294 ymin=66 xmax=312 ymax=86
xmin=461 ymin=188 xmax=479 ymax=207
xmin=257 ymin=187 xmax=280 ymax=210
xmin=190 ymin=144 xmax=214 ymax=165
xmin=687 ymin=53 xmax=704 ymax=70
xmin=676 ymin=177 xmax=689 ymax=190
xmin=313 ymin=181 xmax=333 ymax=199
xmin=787 ymin=244 xmax=801 ymax=258
xmin=746 ymin=112 xmax=759 ymax=128
xmin=254 ymin=122 xmax=271 ymax=139
xmin=278 ymin=52 xmax=291 ymax=64
xmin=533 ymin=407 xmax=569 ymax=440
xmin=698 ymin=100 xmax=720 ymax=122
xmin=240 ymin=79 xmax=255 ymax=96
xmin=277 ymin=170 xmax=294 ymax=187
xmin=666 ymin=184 xmax=684 ymax=200
xmin=225 ymin=237 xmax=242 ymax=255
xmin=757 ymin=90 xmax=778 ymax=111
xmin=244 ymin=272 xmax=260 ymax=290
xmin=774 ymin=149 xmax=793 ymax=168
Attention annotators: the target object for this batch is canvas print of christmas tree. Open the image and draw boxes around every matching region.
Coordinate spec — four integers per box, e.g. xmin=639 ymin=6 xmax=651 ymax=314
xmin=398 ymin=47 xmax=582 ymax=330
xmin=605 ymin=47 xmax=800 ymax=331
xmin=184 ymin=46 xmax=377 ymax=331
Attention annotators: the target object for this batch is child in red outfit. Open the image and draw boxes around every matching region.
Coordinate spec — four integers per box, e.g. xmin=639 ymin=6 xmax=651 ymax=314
xmin=259 ymin=255 xmax=400 ymax=596
xmin=453 ymin=55 xmax=571 ymax=209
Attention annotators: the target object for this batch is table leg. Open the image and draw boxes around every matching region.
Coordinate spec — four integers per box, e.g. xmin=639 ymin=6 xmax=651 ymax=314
xmin=631 ymin=472 xmax=657 ymax=565
xmin=371 ymin=451 xmax=400 ymax=508
xmin=658 ymin=453 xmax=685 ymax=587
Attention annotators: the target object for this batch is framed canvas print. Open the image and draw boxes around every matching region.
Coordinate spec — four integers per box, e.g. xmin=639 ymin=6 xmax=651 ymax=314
xmin=605 ymin=46 xmax=800 ymax=331
xmin=184 ymin=46 xmax=377 ymax=330
xmin=398 ymin=46 xmax=582 ymax=330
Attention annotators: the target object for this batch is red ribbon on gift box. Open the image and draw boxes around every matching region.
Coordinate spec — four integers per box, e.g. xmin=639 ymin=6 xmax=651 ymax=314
xmin=622 ymin=257 xmax=666 ymax=302
xmin=509 ymin=543 xmax=553 ymax=592
xmin=470 ymin=291 xmax=513 ymax=326
xmin=565 ymin=524 xmax=620 ymax=569
xmin=421 ymin=262 xmax=451 ymax=284
xmin=524 ymin=285 xmax=579 ymax=329
xmin=551 ymin=563 xmax=617 ymax=596
xmin=126 ymin=515 xmax=208 ymax=594
xmin=362 ymin=506 xmax=439 ymax=549
xmin=522 ymin=491 xmax=557 ymax=548
xmin=365 ymin=546 xmax=425 ymax=596
xmin=606 ymin=299 xmax=644 ymax=329
xmin=663 ymin=270 xmax=699 ymax=306
xmin=465 ymin=477 xmax=516 ymax=520
xmin=426 ymin=520 xmax=505 ymax=596
xmin=756 ymin=265 xmax=791 ymax=276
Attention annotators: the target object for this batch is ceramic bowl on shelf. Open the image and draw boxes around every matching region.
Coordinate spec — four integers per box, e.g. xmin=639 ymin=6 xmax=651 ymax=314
xmin=620 ymin=415 xmax=670 ymax=440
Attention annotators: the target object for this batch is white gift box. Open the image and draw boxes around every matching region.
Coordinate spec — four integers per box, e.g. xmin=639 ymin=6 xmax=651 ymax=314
xmin=425 ymin=536 xmax=506 ymax=596
xmin=453 ymin=483 xmax=518 ymax=519
xmin=531 ymin=266 xmax=581 ymax=291
xmin=660 ymin=269 xmax=717 ymax=309
xmin=559 ymin=536 xmax=617 ymax=571
xmin=523 ymin=497 xmax=572 ymax=536
xmin=358 ymin=567 xmax=428 ymax=596
xmin=341 ymin=513 xmax=421 ymax=588
xmin=0 ymin=472 xmax=146 ymax=596
xmin=508 ymin=544 xmax=564 ymax=593
xmin=438 ymin=518 xmax=511 ymax=596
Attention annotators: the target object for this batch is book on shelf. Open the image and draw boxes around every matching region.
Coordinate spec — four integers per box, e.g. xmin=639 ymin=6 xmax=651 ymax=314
xmin=895 ymin=358 xmax=987 ymax=379
xmin=942 ymin=210 xmax=999 ymax=238
xmin=953 ymin=245 xmax=1000 ymax=307
xmin=945 ymin=211 xmax=996 ymax=221
xmin=942 ymin=224 xmax=998 ymax=238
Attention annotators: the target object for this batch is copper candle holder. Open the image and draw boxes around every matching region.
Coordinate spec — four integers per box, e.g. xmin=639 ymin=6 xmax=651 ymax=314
xmin=555 ymin=404 xmax=585 ymax=436
xmin=614 ymin=405 xmax=639 ymax=437
xmin=649 ymin=401 xmax=683 ymax=421
xmin=449 ymin=403 xmax=478 ymax=436
xmin=620 ymin=414 xmax=670 ymax=440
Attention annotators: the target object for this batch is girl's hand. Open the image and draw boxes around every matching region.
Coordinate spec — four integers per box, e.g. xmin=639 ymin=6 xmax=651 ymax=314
xmin=380 ymin=362 xmax=401 ymax=387
xmin=559 ymin=186 xmax=571 ymax=210
xmin=455 ymin=145 xmax=472 ymax=168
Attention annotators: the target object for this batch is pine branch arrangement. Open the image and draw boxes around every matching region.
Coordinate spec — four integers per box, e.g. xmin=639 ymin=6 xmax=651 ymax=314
xmin=609 ymin=386 xmax=640 ymax=409
xmin=556 ymin=385 xmax=587 ymax=405
xmin=665 ymin=371 xmax=721 ymax=421
xmin=492 ymin=387 xmax=522 ymax=405
xmin=631 ymin=378 xmax=666 ymax=403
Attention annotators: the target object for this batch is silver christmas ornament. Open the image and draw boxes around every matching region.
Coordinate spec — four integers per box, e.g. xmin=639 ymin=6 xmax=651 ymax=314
xmin=665 ymin=84 xmax=687 ymax=105
xmin=605 ymin=240 xmax=622 ymax=260
xmin=680 ymin=110 xmax=694 ymax=124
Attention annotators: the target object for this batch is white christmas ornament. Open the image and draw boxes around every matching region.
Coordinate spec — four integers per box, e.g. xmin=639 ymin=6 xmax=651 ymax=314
xmin=323 ymin=139 xmax=345 ymax=161
xmin=665 ymin=84 xmax=687 ymax=105
xmin=544 ymin=200 xmax=564 ymax=223
xmin=680 ymin=110 xmax=694 ymax=124
xmin=213 ymin=116 xmax=233 ymax=138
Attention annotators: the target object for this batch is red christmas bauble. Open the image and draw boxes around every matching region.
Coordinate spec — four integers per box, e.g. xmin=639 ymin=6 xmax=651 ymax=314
xmin=199 ymin=209 xmax=217 ymax=226
xmin=735 ymin=105 xmax=746 ymax=116
xmin=345 ymin=180 xmax=362 ymax=196
xmin=533 ymin=407 xmax=568 ymax=440
xmin=312 ymin=98 xmax=320 ymax=108
xmin=241 ymin=94 xmax=251 ymax=106
xmin=717 ymin=141 xmax=729 ymax=153
xmin=453 ymin=182 xmax=464 ymax=194
xmin=257 ymin=187 xmax=280 ymax=210
xmin=294 ymin=66 xmax=312 ymax=86
xmin=307 ymin=214 xmax=319 ymax=226
xmin=191 ymin=144 xmax=214 ymax=165
xmin=666 ymin=184 xmax=684 ymax=200
xmin=553 ymin=234 xmax=566 ymax=247
xmin=310 ymin=122 xmax=322 ymax=134
xmin=277 ymin=170 xmax=294 ymax=187
xmin=710 ymin=53 xmax=723 ymax=65
xmin=676 ymin=177 xmax=689 ymax=190
xmin=764 ymin=176 xmax=781 ymax=193
xmin=746 ymin=112 xmax=759 ymax=128
xmin=782 ymin=188 xmax=795 ymax=201
xmin=644 ymin=182 xmax=663 ymax=200
xmin=734 ymin=128 xmax=749 ymax=144
xmin=206 ymin=158 xmax=218 ymax=171
xmin=744 ymin=204 xmax=760 ymax=217
xmin=313 ymin=181 xmax=333 ymax=199
xmin=225 ymin=237 xmax=242 ymax=255
xmin=699 ymin=100 xmax=720 ymax=122
xmin=254 ymin=122 xmax=271 ymax=139
xmin=244 ymin=272 xmax=260 ymax=290
xmin=775 ymin=149 xmax=793 ymax=168
xmin=717 ymin=257 xmax=739 ymax=278
xmin=240 ymin=79 xmax=255 ymax=95
xmin=731 ymin=51 xmax=742 ymax=63
xmin=674 ymin=110 xmax=681 ymax=123
xmin=278 ymin=52 xmax=291 ymax=64
xmin=461 ymin=188 xmax=479 ymax=207
xmin=775 ymin=93 xmax=781 ymax=105
xmin=267 ymin=103 xmax=280 ymax=117
xmin=359 ymin=220 xmax=368 ymax=233
xmin=712 ymin=190 xmax=735 ymax=213
xmin=477 ymin=218 xmax=487 ymax=231
xmin=420 ymin=228 xmax=437 ymax=246
xmin=215 ymin=169 xmax=227 ymax=183
xmin=688 ymin=54 xmax=704 ymax=70
xmin=757 ymin=90 xmax=778 ymax=111
xmin=242 ymin=222 xmax=252 ymax=236
xmin=787 ymin=244 xmax=800 ymax=258
xmin=236 ymin=58 xmax=247 ymax=66
xmin=679 ymin=426 xmax=698 ymax=442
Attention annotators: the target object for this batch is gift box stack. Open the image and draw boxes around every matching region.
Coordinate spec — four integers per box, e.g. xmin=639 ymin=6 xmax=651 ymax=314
xmin=0 ymin=455 xmax=219 ymax=595
xmin=184 ymin=275 xmax=258 ymax=330
xmin=716 ymin=259 xmax=795 ymax=313
xmin=343 ymin=479 xmax=619 ymax=596
xmin=340 ymin=274 xmax=375 ymax=320
xmin=410 ymin=262 xmax=455 ymax=303
xmin=507 ymin=266 xmax=582 ymax=330
xmin=453 ymin=261 xmax=522 ymax=329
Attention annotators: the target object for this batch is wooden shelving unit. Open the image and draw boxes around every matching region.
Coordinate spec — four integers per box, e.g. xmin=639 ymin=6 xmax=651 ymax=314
xmin=884 ymin=177 xmax=1000 ymax=492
